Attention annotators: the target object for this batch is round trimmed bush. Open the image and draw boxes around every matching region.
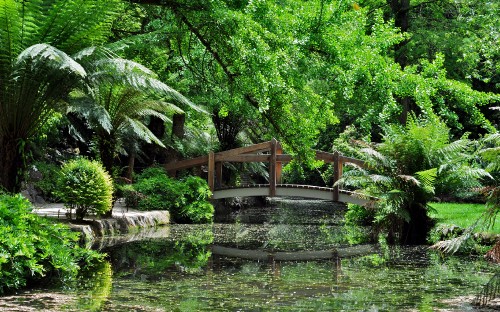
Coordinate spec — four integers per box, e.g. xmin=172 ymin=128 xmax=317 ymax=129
xmin=57 ymin=158 xmax=113 ymax=220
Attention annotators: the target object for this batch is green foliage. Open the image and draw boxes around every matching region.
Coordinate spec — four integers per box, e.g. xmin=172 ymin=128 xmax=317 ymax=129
xmin=344 ymin=203 xmax=374 ymax=227
xmin=338 ymin=115 xmax=490 ymax=244
xmin=72 ymin=261 xmax=113 ymax=312
xmin=56 ymin=158 xmax=113 ymax=220
xmin=0 ymin=193 xmax=103 ymax=294
xmin=0 ymin=0 xmax=122 ymax=192
xmin=126 ymin=167 xmax=213 ymax=223
xmin=30 ymin=161 xmax=60 ymax=201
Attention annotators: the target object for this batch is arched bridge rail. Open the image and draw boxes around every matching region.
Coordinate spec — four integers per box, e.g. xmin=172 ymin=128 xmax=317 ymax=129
xmin=164 ymin=139 xmax=376 ymax=206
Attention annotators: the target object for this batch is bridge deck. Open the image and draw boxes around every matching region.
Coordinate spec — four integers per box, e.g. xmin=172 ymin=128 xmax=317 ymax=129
xmin=213 ymin=184 xmax=373 ymax=206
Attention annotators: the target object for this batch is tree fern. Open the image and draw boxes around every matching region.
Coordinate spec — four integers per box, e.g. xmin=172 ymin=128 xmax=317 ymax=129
xmin=336 ymin=115 xmax=491 ymax=244
xmin=67 ymin=47 xmax=205 ymax=176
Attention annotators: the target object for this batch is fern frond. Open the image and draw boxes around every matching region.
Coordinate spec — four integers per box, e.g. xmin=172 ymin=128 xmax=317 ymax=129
xmin=461 ymin=167 xmax=493 ymax=181
xmin=397 ymin=174 xmax=420 ymax=185
xmin=360 ymin=147 xmax=392 ymax=168
xmin=436 ymin=138 xmax=469 ymax=161
xmin=122 ymin=117 xmax=165 ymax=148
xmin=136 ymin=108 xmax=172 ymax=123
xmin=415 ymin=168 xmax=437 ymax=192
xmin=370 ymin=174 xmax=393 ymax=185
xmin=430 ymin=233 xmax=471 ymax=254
xmin=2 ymin=44 xmax=85 ymax=137
xmin=67 ymin=92 xmax=112 ymax=133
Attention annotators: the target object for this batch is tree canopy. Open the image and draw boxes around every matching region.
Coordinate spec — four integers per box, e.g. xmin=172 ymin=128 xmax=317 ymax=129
xmin=123 ymin=0 xmax=498 ymax=151
xmin=0 ymin=0 xmax=498 ymax=192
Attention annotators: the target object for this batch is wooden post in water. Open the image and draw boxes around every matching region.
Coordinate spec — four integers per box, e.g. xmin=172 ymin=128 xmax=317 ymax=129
xmin=208 ymin=151 xmax=215 ymax=192
xmin=269 ymin=139 xmax=277 ymax=197
xmin=333 ymin=151 xmax=342 ymax=201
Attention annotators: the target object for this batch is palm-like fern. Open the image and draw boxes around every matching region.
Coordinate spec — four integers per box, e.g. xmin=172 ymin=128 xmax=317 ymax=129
xmin=338 ymin=115 xmax=491 ymax=244
xmin=68 ymin=51 xmax=201 ymax=174
xmin=0 ymin=0 xmax=121 ymax=192
xmin=0 ymin=44 xmax=86 ymax=191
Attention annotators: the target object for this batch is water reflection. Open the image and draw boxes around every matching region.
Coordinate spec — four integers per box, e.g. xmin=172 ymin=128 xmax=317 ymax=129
xmin=1 ymin=198 xmax=498 ymax=311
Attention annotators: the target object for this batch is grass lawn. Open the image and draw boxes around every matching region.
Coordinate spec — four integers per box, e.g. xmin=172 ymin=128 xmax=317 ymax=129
xmin=429 ymin=202 xmax=500 ymax=234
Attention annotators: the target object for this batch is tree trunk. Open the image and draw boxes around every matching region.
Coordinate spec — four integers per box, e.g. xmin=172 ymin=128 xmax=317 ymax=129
xmin=401 ymin=203 xmax=434 ymax=244
xmin=172 ymin=113 xmax=185 ymax=139
xmin=124 ymin=150 xmax=135 ymax=182
xmin=142 ymin=116 xmax=166 ymax=165
xmin=0 ymin=137 xmax=26 ymax=193
xmin=212 ymin=112 xmax=241 ymax=151
xmin=98 ymin=137 xmax=116 ymax=176
xmin=389 ymin=0 xmax=412 ymax=124
xmin=389 ymin=0 xmax=410 ymax=68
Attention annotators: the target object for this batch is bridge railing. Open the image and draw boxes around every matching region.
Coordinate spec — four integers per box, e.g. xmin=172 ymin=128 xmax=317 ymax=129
xmin=164 ymin=138 xmax=367 ymax=201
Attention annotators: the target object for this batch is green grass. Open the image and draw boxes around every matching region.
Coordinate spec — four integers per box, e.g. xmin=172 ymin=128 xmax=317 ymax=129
xmin=429 ymin=202 xmax=500 ymax=234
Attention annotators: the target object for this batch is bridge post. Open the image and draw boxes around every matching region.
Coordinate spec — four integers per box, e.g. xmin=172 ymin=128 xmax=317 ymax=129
xmin=269 ymin=138 xmax=277 ymax=197
xmin=208 ymin=151 xmax=215 ymax=192
xmin=276 ymin=141 xmax=283 ymax=184
xmin=333 ymin=151 xmax=342 ymax=201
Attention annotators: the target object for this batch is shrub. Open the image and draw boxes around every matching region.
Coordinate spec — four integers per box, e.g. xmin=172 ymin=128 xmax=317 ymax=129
xmin=56 ymin=158 xmax=113 ymax=220
xmin=31 ymin=161 xmax=60 ymax=201
xmin=0 ymin=193 xmax=103 ymax=294
xmin=179 ymin=176 xmax=214 ymax=223
xmin=133 ymin=170 xmax=185 ymax=211
xmin=125 ymin=167 xmax=214 ymax=223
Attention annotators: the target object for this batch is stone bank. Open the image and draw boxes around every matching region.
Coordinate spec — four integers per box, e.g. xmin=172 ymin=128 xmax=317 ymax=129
xmin=33 ymin=200 xmax=169 ymax=247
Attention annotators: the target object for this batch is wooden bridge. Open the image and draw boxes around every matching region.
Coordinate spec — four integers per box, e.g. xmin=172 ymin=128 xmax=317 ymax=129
xmin=164 ymin=139 xmax=374 ymax=206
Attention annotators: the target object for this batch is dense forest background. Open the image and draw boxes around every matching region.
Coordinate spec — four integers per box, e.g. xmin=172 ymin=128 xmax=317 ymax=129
xmin=1 ymin=0 xmax=498 ymax=191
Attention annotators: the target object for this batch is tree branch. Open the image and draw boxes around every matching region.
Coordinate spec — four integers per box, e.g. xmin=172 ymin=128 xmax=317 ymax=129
xmin=171 ymin=9 xmax=236 ymax=82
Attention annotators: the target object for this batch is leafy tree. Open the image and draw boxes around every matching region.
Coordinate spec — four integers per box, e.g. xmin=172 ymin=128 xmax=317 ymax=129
xmin=357 ymin=0 xmax=500 ymax=132
xmin=0 ymin=0 xmax=121 ymax=192
xmin=125 ymin=0 xmax=343 ymax=156
xmin=126 ymin=0 xmax=498 ymax=156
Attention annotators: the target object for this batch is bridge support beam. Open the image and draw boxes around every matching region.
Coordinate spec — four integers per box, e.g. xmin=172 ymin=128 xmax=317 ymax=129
xmin=269 ymin=139 xmax=277 ymax=197
xmin=276 ymin=142 xmax=282 ymax=184
xmin=333 ymin=151 xmax=342 ymax=201
xmin=208 ymin=151 xmax=215 ymax=192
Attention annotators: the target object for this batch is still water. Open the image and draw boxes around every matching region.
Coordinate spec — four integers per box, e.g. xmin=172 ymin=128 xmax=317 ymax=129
xmin=1 ymin=199 xmax=498 ymax=311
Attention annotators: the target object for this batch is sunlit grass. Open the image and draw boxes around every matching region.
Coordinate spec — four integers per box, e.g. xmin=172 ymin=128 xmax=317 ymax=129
xmin=429 ymin=202 xmax=500 ymax=234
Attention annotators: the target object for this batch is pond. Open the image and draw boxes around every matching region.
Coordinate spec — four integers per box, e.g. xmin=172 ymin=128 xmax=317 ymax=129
xmin=1 ymin=199 xmax=498 ymax=311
